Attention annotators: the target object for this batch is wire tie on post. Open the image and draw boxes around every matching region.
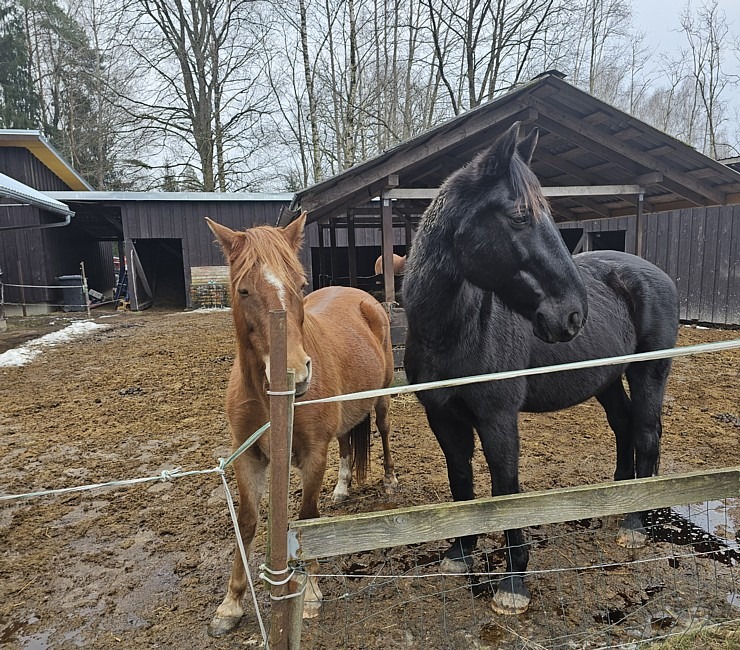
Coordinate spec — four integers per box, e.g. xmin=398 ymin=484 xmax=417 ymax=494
xmin=268 ymin=582 xmax=307 ymax=601
xmin=259 ymin=568 xmax=296 ymax=586
xmin=259 ymin=563 xmax=297 ymax=586
xmin=265 ymin=388 xmax=296 ymax=396
xmin=259 ymin=563 xmax=292 ymax=576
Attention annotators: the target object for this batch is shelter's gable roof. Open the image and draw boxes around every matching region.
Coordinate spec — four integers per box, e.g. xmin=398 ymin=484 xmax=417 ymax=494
xmin=289 ymin=73 xmax=740 ymax=224
xmin=0 ymin=130 xmax=93 ymax=192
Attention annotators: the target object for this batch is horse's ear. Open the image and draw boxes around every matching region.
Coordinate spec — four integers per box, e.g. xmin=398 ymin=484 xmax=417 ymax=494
xmin=517 ymin=128 xmax=539 ymax=166
xmin=283 ymin=211 xmax=307 ymax=252
xmin=480 ymin=121 xmax=520 ymax=179
xmin=206 ymin=218 xmax=240 ymax=259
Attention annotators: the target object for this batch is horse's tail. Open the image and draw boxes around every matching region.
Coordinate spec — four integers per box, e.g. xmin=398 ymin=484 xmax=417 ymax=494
xmin=349 ymin=415 xmax=371 ymax=485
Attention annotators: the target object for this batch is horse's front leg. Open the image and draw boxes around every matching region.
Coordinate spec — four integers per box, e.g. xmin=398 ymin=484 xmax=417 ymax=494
xmin=478 ymin=411 xmax=531 ymax=616
xmin=209 ymin=447 xmax=268 ymax=637
xmin=375 ymin=395 xmax=398 ymax=495
xmin=297 ymin=440 xmax=330 ymax=619
xmin=425 ymin=407 xmax=477 ymax=573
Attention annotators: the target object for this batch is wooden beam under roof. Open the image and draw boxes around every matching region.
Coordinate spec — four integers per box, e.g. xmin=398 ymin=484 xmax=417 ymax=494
xmin=296 ymin=106 xmax=539 ymax=219
xmin=526 ymin=96 xmax=726 ymax=205
xmin=386 ymin=184 xmax=646 ymax=200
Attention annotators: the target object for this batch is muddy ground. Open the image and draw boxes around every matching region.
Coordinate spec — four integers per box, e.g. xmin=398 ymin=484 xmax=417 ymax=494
xmin=0 ymin=309 xmax=738 ymax=649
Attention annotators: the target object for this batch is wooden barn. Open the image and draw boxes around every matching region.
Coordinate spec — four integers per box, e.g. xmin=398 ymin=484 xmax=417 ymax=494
xmin=45 ymin=192 xmax=292 ymax=310
xmin=0 ymin=131 xmax=292 ymax=313
xmin=0 ymin=130 xmax=114 ymax=315
xmin=287 ymin=72 xmax=740 ymax=337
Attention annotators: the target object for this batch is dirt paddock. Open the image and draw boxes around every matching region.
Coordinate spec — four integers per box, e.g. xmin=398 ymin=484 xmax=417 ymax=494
xmin=1 ymin=309 xmax=738 ymax=649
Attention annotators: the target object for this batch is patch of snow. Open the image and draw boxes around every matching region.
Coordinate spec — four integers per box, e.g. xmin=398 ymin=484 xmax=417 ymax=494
xmin=0 ymin=321 xmax=108 ymax=368
xmin=187 ymin=307 xmax=231 ymax=313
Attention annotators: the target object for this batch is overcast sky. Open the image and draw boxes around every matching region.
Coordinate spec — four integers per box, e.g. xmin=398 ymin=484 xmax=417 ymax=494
xmin=634 ymin=0 xmax=739 ymax=61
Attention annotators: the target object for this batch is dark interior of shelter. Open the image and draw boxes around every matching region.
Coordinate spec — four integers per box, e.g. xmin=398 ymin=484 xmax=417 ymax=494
xmin=133 ymin=238 xmax=186 ymax=309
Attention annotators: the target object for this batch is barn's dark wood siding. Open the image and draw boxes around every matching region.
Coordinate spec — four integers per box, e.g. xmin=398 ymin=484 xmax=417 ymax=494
xmin=558 ymin=206 xmax=740 ymax=326
xmin=0 ymin=148 xmax=71 ymax=191
xmin=120 ymin=199 xmax=290 ymax=308
xmin=0 ymin=207 xmax=115 ymax=307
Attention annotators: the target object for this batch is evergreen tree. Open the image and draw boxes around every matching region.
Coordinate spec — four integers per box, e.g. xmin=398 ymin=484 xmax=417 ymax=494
xmin=0 ymin=3 xmax=40 ymax=128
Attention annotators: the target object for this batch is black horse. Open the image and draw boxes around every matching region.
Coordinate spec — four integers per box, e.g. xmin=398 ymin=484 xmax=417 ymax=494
xmin=403 ymin=122 xmax=679 ymax=616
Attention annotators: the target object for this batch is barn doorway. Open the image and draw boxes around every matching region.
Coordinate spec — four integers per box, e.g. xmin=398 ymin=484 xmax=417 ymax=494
xmin=559 ymin=228 xmax=585 ymax=254
xmin=132 ymin=238 xmax=186 ymax=309
xmin=591 ymin=230 xmax=626 ymax=252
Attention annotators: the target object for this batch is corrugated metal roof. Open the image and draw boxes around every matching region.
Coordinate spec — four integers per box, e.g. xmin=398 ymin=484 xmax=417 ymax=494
xmin=0 ymin=171 xmax=74 ymax=217
xmin=47 ymin=191 xmax=293 ymax=202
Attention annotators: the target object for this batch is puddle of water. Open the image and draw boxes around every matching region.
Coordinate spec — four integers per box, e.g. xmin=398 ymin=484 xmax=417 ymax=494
xmin=672 ymin=499 xmax=740 ymax=552
xmin=648 ymin=499 xmax=740 ymax=565
xmin=1 ymin=617 xmax=55 ymax=650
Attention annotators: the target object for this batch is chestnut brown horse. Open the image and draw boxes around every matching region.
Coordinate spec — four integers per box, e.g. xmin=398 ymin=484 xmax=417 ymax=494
xmin=374 ymin=253 xmax=406 ymax=276
xmin=206 ymin=213 xmax=397 ymax=636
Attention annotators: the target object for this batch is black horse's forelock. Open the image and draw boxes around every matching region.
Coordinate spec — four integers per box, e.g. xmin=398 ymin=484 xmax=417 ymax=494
xmin=509 ymin=155 xmax=549 ymax=219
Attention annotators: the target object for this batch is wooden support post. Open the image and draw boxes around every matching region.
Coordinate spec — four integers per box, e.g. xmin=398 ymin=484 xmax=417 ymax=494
xmin=317 ymin=224 xmax=325 ymax=288
xmin=329 ymin=219 xmax=338 ymax=286
xmin=17 ymin=260 xmax=26 ymax=317
xmin=381 ymin=175 xmax=399 ymax=304
xmin=80 ymin=261 xmax=91 ymax=318
xmin=268 ymin=310 xmax=296 ymax=650
xmin=347 ymin=211 xmax=357 ymax=288
xmin=404 ymin=218 xmax=413 ymax=255
xmin=126 ymin=240 xmax=139 ymax=310
xmin=635 ymin=192 xmax=645 ymax=257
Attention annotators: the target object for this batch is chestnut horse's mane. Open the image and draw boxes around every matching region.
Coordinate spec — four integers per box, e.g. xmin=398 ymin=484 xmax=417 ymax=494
xmin=227 ymin=225 xmax=306 ymax=301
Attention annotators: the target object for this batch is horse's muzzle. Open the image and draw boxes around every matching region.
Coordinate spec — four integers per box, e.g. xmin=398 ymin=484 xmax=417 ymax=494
xmin=533 ymin=308 xmax=584 ymax=343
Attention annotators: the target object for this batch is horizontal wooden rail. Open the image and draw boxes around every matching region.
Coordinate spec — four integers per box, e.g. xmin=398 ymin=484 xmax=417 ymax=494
xmin=288 ymin=467 xmax=740 ymax=560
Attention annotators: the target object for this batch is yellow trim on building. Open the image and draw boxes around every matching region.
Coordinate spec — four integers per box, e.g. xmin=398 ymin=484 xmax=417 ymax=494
xmin=0 ymin=131 xmax=92 ymax=191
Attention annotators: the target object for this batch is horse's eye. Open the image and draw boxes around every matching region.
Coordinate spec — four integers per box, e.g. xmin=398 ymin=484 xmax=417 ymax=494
xmin=510 ymin=211 xmax=528 ymax=225
xmin=238 ymin=288 xmax=249 ymax=297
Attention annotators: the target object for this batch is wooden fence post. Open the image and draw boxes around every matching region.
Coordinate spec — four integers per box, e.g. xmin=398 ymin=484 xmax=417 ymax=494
xmin=268 ymin=310 xmax=298 ymax=649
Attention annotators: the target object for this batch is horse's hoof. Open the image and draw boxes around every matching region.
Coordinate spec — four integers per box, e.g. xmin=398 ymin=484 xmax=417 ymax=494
xmin=383 ymin=475 xmax=399 ymax=495
xmin=616 ymin=526 xmax=647 ymax=549
xmin=331 ymin=491 xmax=349 ymax=503
xmin=439 ymin=557 xmax=470 ymax=574
xmin=302 ymin=600 xmax=322 ymax=619
xmin=616 ymin=513 xmax=647 ymax=548
xmin=491 ymin=577 xmax=530 ymax=615
xmin=207 ymin=615 xmax=242 ymax=637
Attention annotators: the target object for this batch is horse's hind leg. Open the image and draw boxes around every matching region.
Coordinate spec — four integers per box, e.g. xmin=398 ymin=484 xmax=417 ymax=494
xmin=332 ymin=435 xmax=352 ymax=502
xmin=616 ymin=359 xmax=672 ymax=548
xmin=596 ymin=379 xmax=633 ymax=481
xmin=209 ymin=447 xmax=268 ymax=637
xmin=375 ymin=395 xmax=398 ymax=494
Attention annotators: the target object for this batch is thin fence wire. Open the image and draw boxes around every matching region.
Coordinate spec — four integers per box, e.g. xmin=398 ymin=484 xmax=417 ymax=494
xmin=298 ymin=509 xmax=740 ymax=649
xmin=2 ymin=339 xmax=739 ymax=648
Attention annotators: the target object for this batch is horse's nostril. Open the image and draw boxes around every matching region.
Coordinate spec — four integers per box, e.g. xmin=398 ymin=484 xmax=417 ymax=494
xmin=567 ymin=311 xmax=582 ymax=334
xmin=535 ymin=311 xmax=548 ymax=334
xmin=305 ymin=358 xmax=312 ymax=380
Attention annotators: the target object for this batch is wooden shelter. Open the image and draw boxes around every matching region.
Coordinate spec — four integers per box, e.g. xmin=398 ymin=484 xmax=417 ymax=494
xmin=286 ymin=71 xmax=740 ymax=331
xmin=47 ymin=192 xmax=293 ymax=310
xmin=0 ymin=131 xmax=117 ymax=315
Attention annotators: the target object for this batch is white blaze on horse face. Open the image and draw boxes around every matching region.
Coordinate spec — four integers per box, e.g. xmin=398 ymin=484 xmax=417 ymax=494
xmin=262 ymin=265 xmax=287 ymax=310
